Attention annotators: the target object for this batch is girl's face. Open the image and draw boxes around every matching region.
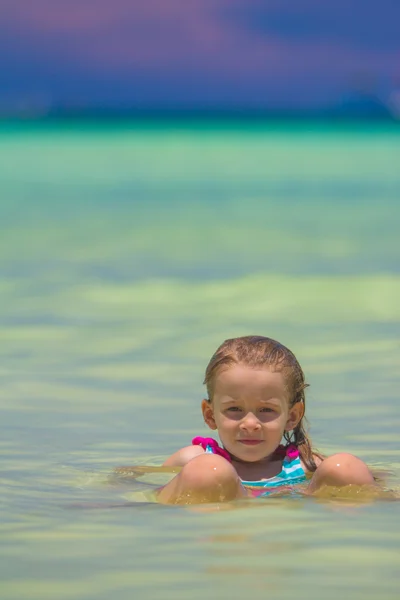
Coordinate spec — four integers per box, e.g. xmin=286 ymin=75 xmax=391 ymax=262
xmin=202 ymin=364 xmax=303 ymax=463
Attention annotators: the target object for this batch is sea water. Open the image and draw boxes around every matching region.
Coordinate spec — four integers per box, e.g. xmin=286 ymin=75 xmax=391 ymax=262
xmin=1 ymin=119 xmax=399 ymax=600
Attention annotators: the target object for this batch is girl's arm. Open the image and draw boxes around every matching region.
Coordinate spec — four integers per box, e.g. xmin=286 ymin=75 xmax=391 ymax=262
xmin=163 ymin=444 xmax=205 ymax=467
xmin=114 ymin=445 xmax=205 ymax=477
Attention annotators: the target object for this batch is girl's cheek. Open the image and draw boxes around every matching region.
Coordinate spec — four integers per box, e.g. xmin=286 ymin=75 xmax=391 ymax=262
xmin=269 ymin=419 xmax=285 ymax=431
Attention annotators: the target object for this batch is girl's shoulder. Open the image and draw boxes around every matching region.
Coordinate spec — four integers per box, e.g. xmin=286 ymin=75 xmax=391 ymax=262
xmin=163 ymin=444 xmax=205 ymax=467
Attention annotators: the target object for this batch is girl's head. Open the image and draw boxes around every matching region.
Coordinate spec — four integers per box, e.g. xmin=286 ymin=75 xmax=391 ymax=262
xmin=202 ymin=335 xmax=318 ymax=471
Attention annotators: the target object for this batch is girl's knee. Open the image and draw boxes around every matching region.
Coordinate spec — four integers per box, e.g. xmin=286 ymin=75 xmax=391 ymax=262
xmin=308 ymin=453 xmax=375 ymax=492
xmin=181 ymin=453 xmax=238 ymax=488
xmin=160 ymin=453 xmax=243 ymax=504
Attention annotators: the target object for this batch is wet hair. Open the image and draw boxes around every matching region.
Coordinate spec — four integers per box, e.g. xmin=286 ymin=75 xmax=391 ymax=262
xmin=204 ymin=335 xmax=322 ymax=472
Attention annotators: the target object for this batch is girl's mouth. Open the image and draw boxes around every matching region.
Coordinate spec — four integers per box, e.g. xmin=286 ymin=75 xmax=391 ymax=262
xmin=239 ymin=440 xmax=263 ymax=445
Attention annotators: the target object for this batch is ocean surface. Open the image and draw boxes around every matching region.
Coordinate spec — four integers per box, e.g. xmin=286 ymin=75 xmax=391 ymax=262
xmin=1 ymin=119 xmax=399 ymax=600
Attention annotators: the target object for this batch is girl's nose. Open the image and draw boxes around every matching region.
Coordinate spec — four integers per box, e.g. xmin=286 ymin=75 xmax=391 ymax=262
xmin=240 ymin=413 xmax=261 ymax=431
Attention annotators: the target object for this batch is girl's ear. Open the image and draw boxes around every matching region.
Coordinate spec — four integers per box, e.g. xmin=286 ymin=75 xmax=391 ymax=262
xmin=285 ymin=401 xmax=304 ymax=432
xmin=201 ymin=399 xmax=217 ymax=430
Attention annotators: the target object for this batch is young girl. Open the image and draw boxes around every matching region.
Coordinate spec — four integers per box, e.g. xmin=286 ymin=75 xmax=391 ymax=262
xmin=157 ymin=335 xmax=376 ymax=504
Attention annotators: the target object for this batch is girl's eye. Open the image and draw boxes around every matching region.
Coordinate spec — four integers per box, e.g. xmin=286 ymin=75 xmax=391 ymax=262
xmin=260 ymin=407 xmax=274 ymax=413
xmin=227 ymin=407 xmax=241 ymax=412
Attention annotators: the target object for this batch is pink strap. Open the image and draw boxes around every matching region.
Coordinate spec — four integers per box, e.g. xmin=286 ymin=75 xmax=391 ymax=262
xmin=192 ymin=437 xmax=232 ymax=462
xmin=285 ymin=444 xmax=300 ymax=460
xmin=274 ymin=444 xmax=300 ymax=460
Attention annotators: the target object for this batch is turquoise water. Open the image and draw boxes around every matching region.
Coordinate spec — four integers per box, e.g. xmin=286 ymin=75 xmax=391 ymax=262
xmin=1 ymin=120 xmax=399 ymax=599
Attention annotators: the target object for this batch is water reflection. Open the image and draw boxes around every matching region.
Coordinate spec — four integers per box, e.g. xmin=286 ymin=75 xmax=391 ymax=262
xmin=1 ymin=124 xmax=399 ymax=600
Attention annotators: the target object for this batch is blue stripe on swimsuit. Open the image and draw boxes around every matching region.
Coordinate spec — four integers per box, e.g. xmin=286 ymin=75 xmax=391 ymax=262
xmin=204 ymin=443 xmax=307 ymax=497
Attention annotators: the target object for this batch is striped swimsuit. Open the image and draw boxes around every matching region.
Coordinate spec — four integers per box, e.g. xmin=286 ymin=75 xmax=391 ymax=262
xmin=192 ymin=436 xmax=307 ymax=497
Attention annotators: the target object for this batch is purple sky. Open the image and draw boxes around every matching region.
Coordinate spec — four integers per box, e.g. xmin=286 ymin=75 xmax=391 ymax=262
xmin=1 ymin=0 xmax=399 ymax=109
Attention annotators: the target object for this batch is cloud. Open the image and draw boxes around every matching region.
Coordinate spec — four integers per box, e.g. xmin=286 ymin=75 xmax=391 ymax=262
xmin=0 ymin=1 xmax=282 ymax=75
xmin=0 ymin=0 xmax=398 ymax=105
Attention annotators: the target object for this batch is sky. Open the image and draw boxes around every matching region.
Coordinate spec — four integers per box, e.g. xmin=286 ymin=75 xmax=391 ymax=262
xmin=0 ymin=0 xmax=399 ymax=111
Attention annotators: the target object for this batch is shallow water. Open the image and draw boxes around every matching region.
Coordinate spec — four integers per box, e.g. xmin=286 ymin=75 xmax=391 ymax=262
xmin=1 ymin=120 xmax=399 ymax=599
